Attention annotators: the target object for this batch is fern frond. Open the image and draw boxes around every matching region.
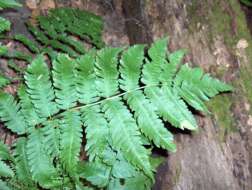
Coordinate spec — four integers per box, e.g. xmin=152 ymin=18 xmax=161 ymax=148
xmin=0 ymin=73 xmax=10 ymax=88
xmin=13 ymin=137 xmax=34 ymax=186
xmin=37 ymin=16 xmax=58 ymax=39
xmin=102 ymin=98 xmax=153 ymax=178
xmin=52 ymin=54 xmax=77 ymax=109
xmin=60 ymin=111 xmax=82 ymax=176
xmin=95 ymin=48 xmax=122 ymax=97
xmin=0 ymin=36 xmax=233 ymax=189
xmin=18 ymin=85 xmax=43 ymax=126
xmin=0 ymin=49 xmax=32 ymax=62
xmin=81 ymin=105 xmax=109 ymax=161
xmin=174 ymin=65 xmax=233 ymax=112
xmin=0 ymin=0 xmax=22 ymax=9
xmin=78 ymin=161 xmax=111 ymax=188
xmin=26 ymin=23 xmax=50 ymax=45
xmin=0 ymin=140 xmax=12 ymax=161
xmin=125 ymin=92 xmax=176 ymax=151
xmin=56 ymin=35 xmax=86 ymax=55
xmin=27 ymin=128 xmax=61 ymax=188
xmin=141 ymin=37 xmax=168 ymax=85
xmin=108 ymin=173 xmax=152 ymax=190
xmin=0 ymin=92 xmax=27 ymax=134
xmin=145 ymin=87 xmax=197 ymax=130
xmin=119 ymin=45 xmax=145 ymax=91
xmin=0 ymin=179 xmax=12 ymax=190
xmin=42 ymin=8 xmax=104 ymax=48
xmin=0 ymin=17 xmax=10 ymax=33
xmin=159 ymin=49 xmax=186 ymax=86
xmin=49 ymin=40 xmax=79 ymax=57
xmin=120 ymin=45 xmax=176 ymax=151
xmin=0 ymin=160 xmax=14 ymax=178
xmin=111 ymin=153 xmax=137 ymax=178
xmin=24 ymin=55 xmax=58 ymax=118
xmin=14 ymin=34 xmax=40 ymax=53
xmin=76 ymin=52 xmax=99 ymax=104
xmin=42 ymin=120 xmax=60 ymax=159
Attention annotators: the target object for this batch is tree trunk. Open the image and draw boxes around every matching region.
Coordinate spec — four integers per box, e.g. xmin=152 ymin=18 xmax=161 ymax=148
xmin=4 ymin=0 xmax=252 ymax=189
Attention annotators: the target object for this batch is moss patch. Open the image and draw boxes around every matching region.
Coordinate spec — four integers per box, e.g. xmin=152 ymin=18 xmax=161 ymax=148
xmin=187 ymin=0 xmax=252 ymax=138
xmin=207 ymin=95 xmax=237 ymax=141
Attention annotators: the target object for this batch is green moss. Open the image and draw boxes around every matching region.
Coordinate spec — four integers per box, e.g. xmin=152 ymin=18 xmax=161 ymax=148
xmin=229 ymin=0 xmax=252 ymax=105
xmin=207 ymin=95 xmax=236 ymax=141
xmin=187 ymin=0 xmax=252 ymax=138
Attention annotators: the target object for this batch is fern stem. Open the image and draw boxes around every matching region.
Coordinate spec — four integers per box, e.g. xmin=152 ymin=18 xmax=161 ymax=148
xmin=73 ymin=84 xmax=158 ymax=110
xmin=53 ymin=84 xmax=159 ymax=120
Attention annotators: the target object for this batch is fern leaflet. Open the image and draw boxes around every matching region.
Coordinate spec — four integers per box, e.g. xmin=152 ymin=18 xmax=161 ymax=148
xmin=0 ymin=92 xmax=27 ymax=134
xmin=60 ymin=111 xmax=82 ymax=176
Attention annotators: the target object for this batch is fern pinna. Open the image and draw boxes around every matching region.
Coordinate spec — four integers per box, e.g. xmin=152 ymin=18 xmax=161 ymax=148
xmin=0 ymin=7 xmax=104 ymax=66
xmin=0 ymin=38 xmax=232 ymax=189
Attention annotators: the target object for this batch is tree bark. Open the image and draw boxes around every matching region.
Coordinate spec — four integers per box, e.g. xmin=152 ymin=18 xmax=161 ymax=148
xmin=3 ymin=0 xmax=252 ymax=189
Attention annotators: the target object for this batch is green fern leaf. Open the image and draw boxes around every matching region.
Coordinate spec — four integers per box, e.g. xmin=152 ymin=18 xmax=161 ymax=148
xmin=27 ymin=128 xmax=61 ymax=188
xmin=14 ymin=34 xmax=40 ymax=53
xmin=81 ymin=105 xmax=109 ymax=161
xmin=0 ymin=160 xmax=14 ymax=178
xmin=0 ymin=141 xmax=12 ymax=161
xmin=96 ymin=46 xmax=155 ymax=178
xmin=60 ymin=111 xmax=82 ymax=176
xmin=102 ymin=98 xmax=153 ymax=179
xmin=50 ymin=40 xmax=78 ymax=57
xmin=119 ymin=45 xmax=145 ymax=91
xmin=176 ymin=86 xmax=209 ymax=113
xmin=174 ymin=65 xmax=233 ymax=112
xmin=111 ymin=153 xmax=137 ymax=178
xmin=42 ymin=120 xmax=60 ymax=159
xmin=141 ymin=37 xmax=168 ymax=85
xmin=0 ymin=179 xmax=12 ymax=190
xmin=0 ymin=0 xmax=22 ymax=9
xmin=18 ymin=85 xmax=43 ymax=126
xmin=78 ymin=161 xmax=110 ymax=188
xmin=52 ymin=54 xmax=77 ymax=109
xmin=0 ymin=36 xmax=233 ymax=189
xmin=37 ymin=16 xmax=58 ymax=39
xmin=159 ymin=49 xmax=186 ymax=86
xmin=108 ymin=173 xmax=152 ymax=190
xmin=141 ymin=38 xmax=197 ymax=130
xmin=0 ymin=73 xmax=10 ymax=88
xmin=56 ymin=35 xmax=86 ymax=54
xmin=125 ymin=92 xmax=176 ymax=151
xmin=120 ymin=45 xmax=176 ymax=151
xmin=0 ymin=92 xmax=27 ymax=134
xmin=76 ymin=52 xmax=99 ymax=104
xmin=146 ymin=86 xmax=197 ymax=130
xmin=24 ymin=55 xmax=58 ymax=118
xmin=95 ymin=47 xmax=122 ymax=97
xmin=241 ymin=0 xmax=252 ymax=7
xmin=0 ymin=17 xmax=10 ymax=33
xmin=26 ymin=23 xmax=50 ymax=45
xmin=13 ymin=137 xmax=34 ymax=186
